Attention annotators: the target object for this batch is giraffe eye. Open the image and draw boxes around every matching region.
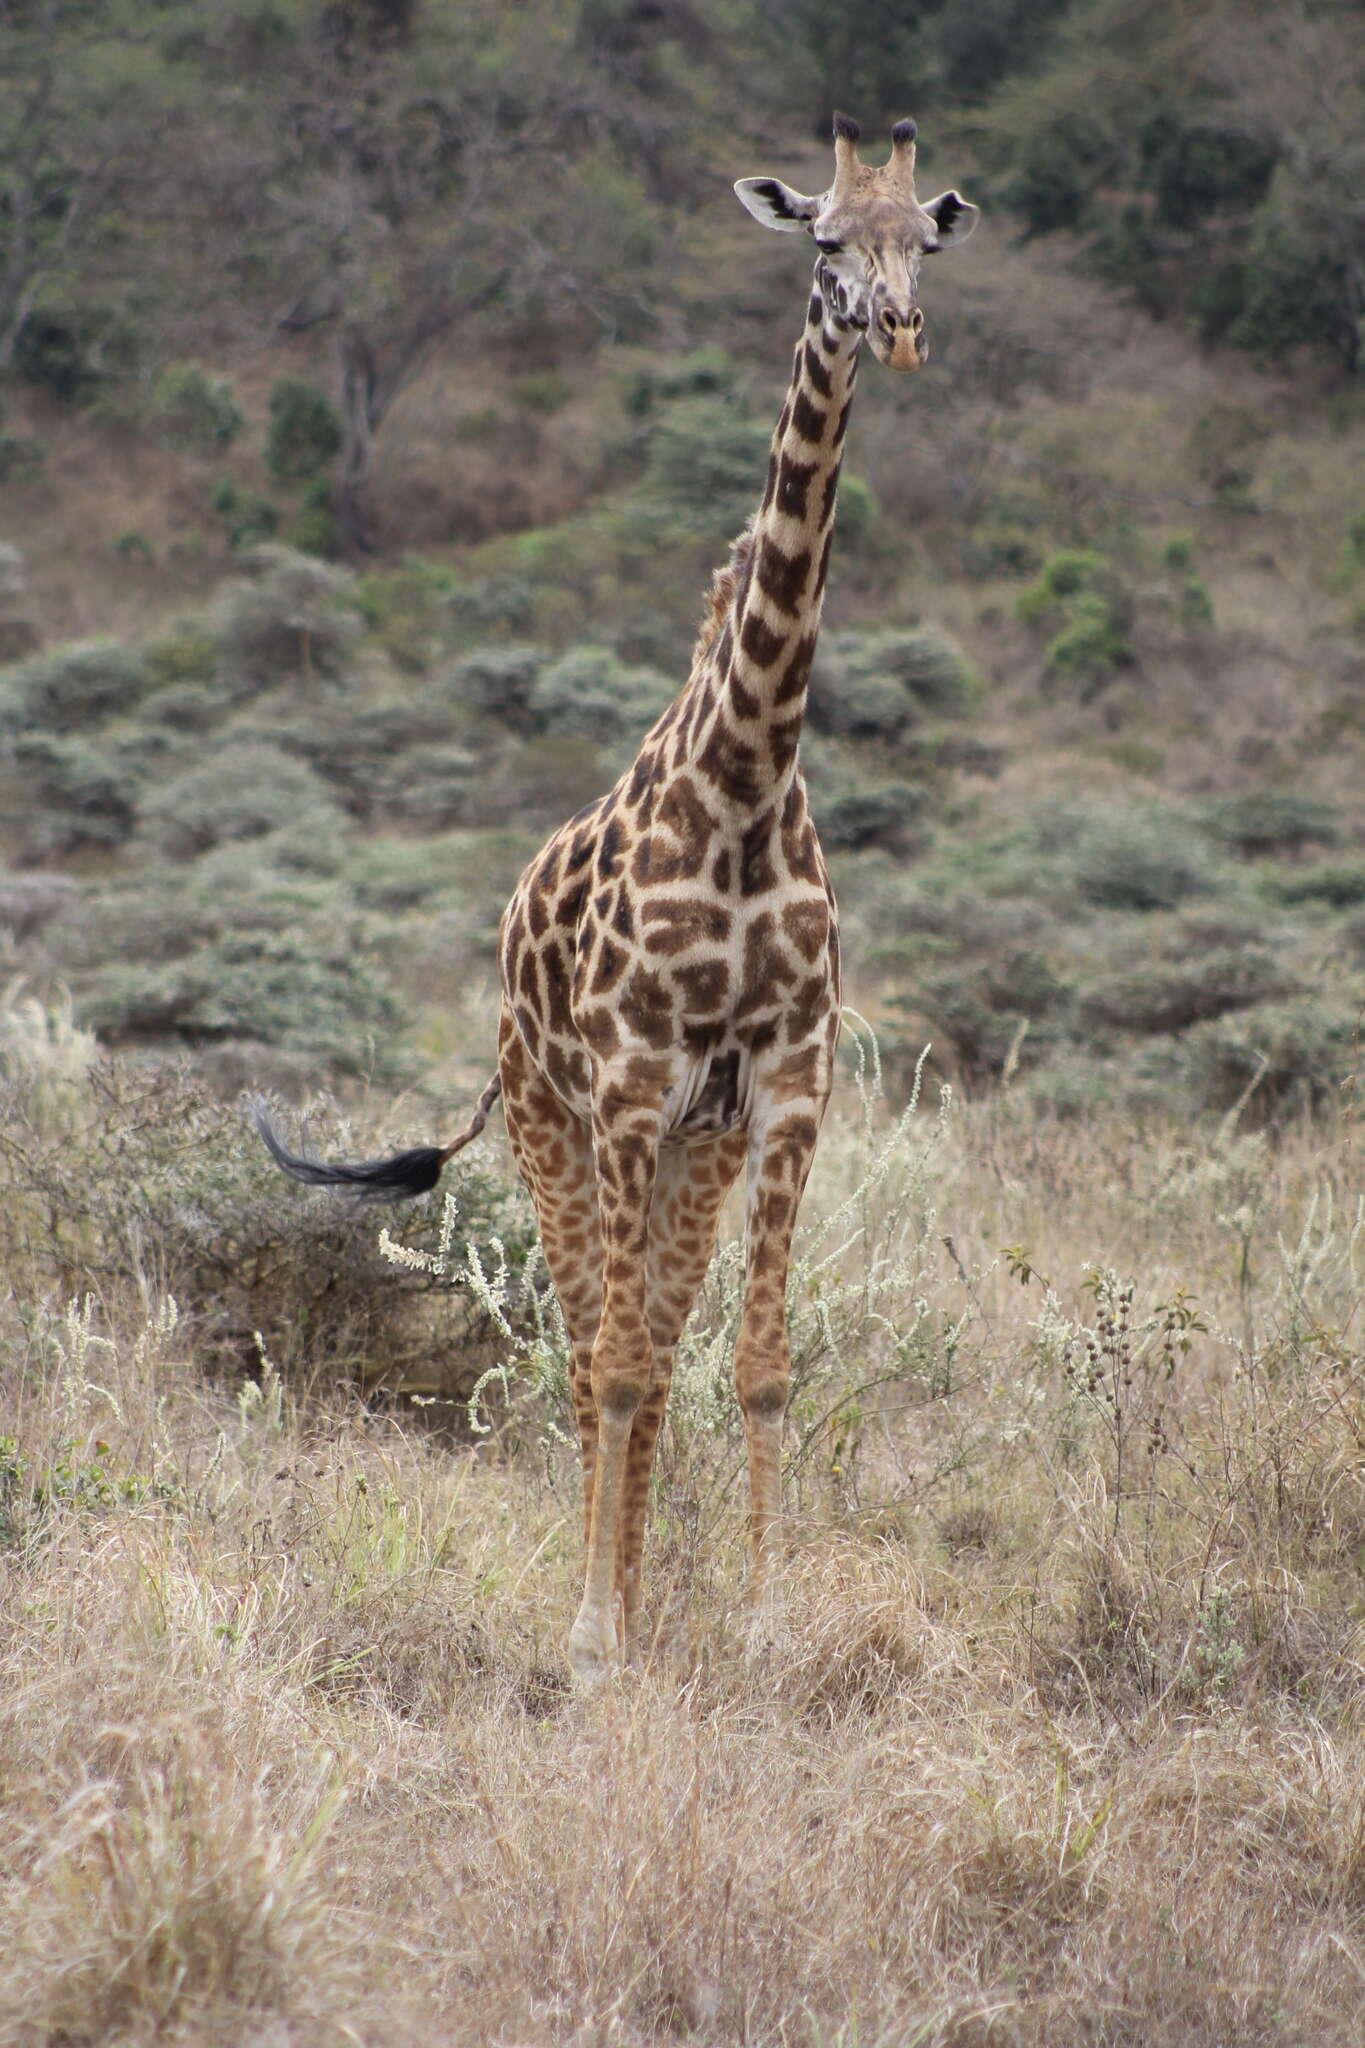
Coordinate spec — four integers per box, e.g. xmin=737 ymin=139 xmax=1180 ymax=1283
xmin=814 ymin=237 xmax=842 ymax=254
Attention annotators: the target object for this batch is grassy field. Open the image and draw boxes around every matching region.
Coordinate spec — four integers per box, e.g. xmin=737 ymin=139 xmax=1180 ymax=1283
xmin=2 ymin=994 xmax=1362 ymax=2045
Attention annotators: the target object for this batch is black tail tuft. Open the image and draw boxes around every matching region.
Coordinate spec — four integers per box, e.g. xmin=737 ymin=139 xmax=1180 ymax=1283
xmin=247 ymin=1099 xmax=446 ymax=1203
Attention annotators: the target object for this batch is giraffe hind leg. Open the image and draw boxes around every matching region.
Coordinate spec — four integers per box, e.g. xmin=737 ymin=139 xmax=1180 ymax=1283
xmin=615 ymin=1129 xmax=747 ymax=1662
xmin=495 ymin=1008 xmax=606 ymax=1616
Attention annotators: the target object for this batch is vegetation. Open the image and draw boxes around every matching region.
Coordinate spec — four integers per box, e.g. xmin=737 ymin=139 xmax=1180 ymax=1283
xmin=0 ymin=3 xmax=1362 ymax=2039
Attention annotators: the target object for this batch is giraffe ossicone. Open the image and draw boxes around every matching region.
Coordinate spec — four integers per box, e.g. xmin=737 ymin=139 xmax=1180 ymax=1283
xmin=253 ymin=116 xmax=978 ymax=1684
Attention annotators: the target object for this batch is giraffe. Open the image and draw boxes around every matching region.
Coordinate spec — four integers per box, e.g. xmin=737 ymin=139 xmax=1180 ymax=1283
xmin=252 ymin=114 xmax=978 ymax=1682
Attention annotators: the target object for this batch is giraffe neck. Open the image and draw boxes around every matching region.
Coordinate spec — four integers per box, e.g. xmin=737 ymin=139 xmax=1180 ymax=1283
xmin=689 ymin=274 xmax=862 ymax=809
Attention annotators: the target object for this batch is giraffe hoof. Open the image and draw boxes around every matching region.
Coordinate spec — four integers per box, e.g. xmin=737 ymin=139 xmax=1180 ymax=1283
xmin=568 ymin=1608 xmax=618 ymax=1688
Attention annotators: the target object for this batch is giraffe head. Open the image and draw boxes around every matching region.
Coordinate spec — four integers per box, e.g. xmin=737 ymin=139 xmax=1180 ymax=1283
xmin=734 ymin=114 xmax=978 ymax=371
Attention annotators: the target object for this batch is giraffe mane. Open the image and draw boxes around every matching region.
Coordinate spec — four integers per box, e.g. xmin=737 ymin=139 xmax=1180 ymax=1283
xmin=691 ymin=522 xmax=755 ymax=669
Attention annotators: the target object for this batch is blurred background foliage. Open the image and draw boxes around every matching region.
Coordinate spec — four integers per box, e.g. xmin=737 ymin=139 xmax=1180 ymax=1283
xmin=0 ymin=0 xmax=1360 ymax=1127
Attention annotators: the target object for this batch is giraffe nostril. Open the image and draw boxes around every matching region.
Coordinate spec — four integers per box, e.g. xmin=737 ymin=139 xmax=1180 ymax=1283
xmin=877 ymin=307 xmax=897 ymax=340
xmin=910 ymin=307 xmax=924 ymax=336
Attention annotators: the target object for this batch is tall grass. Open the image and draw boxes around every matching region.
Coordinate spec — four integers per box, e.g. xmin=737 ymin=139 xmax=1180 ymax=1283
xmin=1 ymin=992 xmax=1363 ymax=2043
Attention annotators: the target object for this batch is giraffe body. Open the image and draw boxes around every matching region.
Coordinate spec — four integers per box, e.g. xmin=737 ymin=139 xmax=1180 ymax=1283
xmin=252 ymin=117 xmax=977 ymax=1682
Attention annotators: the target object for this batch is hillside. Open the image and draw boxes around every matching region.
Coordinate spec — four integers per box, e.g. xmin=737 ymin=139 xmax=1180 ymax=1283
xmin=2 ymin=8 xmax=1364 ymax=2040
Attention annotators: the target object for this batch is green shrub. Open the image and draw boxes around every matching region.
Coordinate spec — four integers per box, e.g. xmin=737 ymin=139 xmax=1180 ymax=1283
xmin=442 ymin=573 xmax=537 ymax=639
xmin=511 ymin=370 xmax=574 ymax=415
xmin=0 ymin=639 xmax=149 ymax=730
xmin=1230 ymin=176 xmax=1358 ymax=367
xmin=1046 ymin=592 xmax=1132 ymax=694
xmin=12 ymin=308 xmax=112 ymax=405
xmin=1345 ymin=511 xmax=1365 ymax=574
xmin=434 ymin=645 xmax=545 ymax=727
xmin=265 ymin=377 xmax=343 ymax=484
xmin=1207 ymin=792 xmax=1340 ymax=859
xmin=820 ymin=782 xmax=930 ymax=853
xmin=808 ymin=626 xmax=979 ymax=742
xmin=346 ymin=833 xmax=472 ymax=913
xmin=1178 ymin=575 xmax=1215 ymax=629
xmin=1072 ymin=813 xmax=1216 ymax=912
xmin=8 ymin=734 xmax=140 ymax=853
xmin=1181 ymin=999 xmax=1359 ymax=1118
xmin=1001 ymin=114 xmax=1113 ymax=236
xmin=285 ymin=473 xmax=340 ymax=558
xmin=70 ymin=872 xmax=404 ymax=1081
xmin=150 ymin=363 xmax=246 ymax=451
xmin=0 ymin=1049 xmax=532 ymax=1391
xmin=0 ymin=428 xmax=46 ymax=483
xmin=1264 ymin=859 xmax=1365 ymax=910
xmin=527 ymin=645 xmax=674 ymax=744
xmin=214 ymin=546 xmax=363 ymax=687
xmin=1017 ymin=550 xmax=1133 ymax=697
xmin=1186 ymin=404 xmax=1268 ymax=502
xmin=211 ymin=476 xmax=280 ymax=550
xmin=140 ymin=684 xmax=222 ymax=733
xmin=139 ymin=742 xmax=342 ymax=859
xmin=918 ymin=949 xmax=1073 ymax=1081
xmin=1079 ymin=947 xmax=1296 ymax=1037
xmin=382 ymin=743 xmax=481 ymax=829
xmin=1016 ymin=549 xmax=1104 ymax=619
xmin=639 ymin=396 xmax=770 ymax=537
xmin=625 ymin=346 xmax=736 ymax=417
xmin=143 ymin=621 xmax=218 ymax=690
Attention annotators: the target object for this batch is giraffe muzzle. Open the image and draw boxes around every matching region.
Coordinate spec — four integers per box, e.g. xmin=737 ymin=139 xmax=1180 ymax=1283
xmin=872 ymin=304 xmax=928 ymax=372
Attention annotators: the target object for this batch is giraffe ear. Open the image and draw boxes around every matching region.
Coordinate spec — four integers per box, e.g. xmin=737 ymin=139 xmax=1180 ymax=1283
xmin=921 ymin=190 xmax=980 ymax=250
xmin=734 ymin=177 xmax=821 ymax=233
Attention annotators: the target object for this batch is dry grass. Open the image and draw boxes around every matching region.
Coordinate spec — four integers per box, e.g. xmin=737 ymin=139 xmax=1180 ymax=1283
xmin=2 ymin=1006 xmax=1363 ymax=2044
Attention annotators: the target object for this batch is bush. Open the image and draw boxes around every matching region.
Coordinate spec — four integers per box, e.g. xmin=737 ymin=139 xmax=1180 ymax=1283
xmin=8 ymin=734 xmax=140 ymax=853
xmin=67 ymin=867 xmax=402 ymax=1080
xmin=639 ymin=396 xmax=770 ymax=537
xmin=1072 ymin=813 xmax=1216 ymax=912
xmin=143 ymin=621 xmax=218 ymax=690
xmin=285 ymin=473 xmax=340 ymax=558
xmin=150 ymin=363 xmax=245 ymax=451
xmin=527 ymin=645 xmax=674 ymax=744
xmin=382 ymin=743 xmax=481 ymax=829
xmin=211 ymin=477 xmax=280 ymax=551
xmin=917 ymin=949 xmax=1073 ymax=1081
xmin=1001 ymin=114 xmax=1113 ymax=236
xmin=819 ymin=782 xmax=930 ymax=854
xmin=1186 ymin=404 xmax=1268 ymax=502
xmin=214 ymin=547 xmax=363 ymax=688
xmin=1079 ymin=947 xmax=1296 ymax=1037
xmin=625 ymin=346 xmax=736 ymax=417
xmin=0 ymin=640 xmax=149 ymax=732
xmin=1207 ymin=791 xmax=1341 ymax=858
xmin=303 ymin=699 xmax=470 ymax=814
xmin=1017 ymin=551 xmax=1132 ymax=697
xmin=139 ymin=743 xmax=342 ymax=859
xmin=0 ymin=1046 xmax=532 ymax=1391
xmin=1230 ymin=176 xmax=1358 ymax=367
xmin=1264 ymin=859 xmax=1365 ymax=910
xmin=0 ymin=427 xmax=45 ymax=484
xmin=808 ymin=627 xmax=979 ymax=742
xmin=1181 ymin=999 xmax=1359 ymax=1118
xmin=434 ymin=645 xmax=545 ymax=727
xmin=264 ymin=378 xmax=343 ymax=484
xmin=140 ymin=684 xmax=223 ymax=733
xmin=79 ymin=932 xmax=403 ymax=1079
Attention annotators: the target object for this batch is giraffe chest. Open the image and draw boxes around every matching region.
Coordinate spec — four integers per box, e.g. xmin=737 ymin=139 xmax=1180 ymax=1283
xmin=500 ymin=790 xmax=840 ymax=1138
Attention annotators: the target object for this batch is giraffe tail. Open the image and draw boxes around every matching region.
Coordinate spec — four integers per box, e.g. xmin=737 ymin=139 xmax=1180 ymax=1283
xmin=246 ymin=1073 xmax=502 ymax=1203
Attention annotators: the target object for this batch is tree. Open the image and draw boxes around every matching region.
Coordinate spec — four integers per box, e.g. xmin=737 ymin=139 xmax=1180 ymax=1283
xmin=0 ymin=1 xmax=155 ymax=372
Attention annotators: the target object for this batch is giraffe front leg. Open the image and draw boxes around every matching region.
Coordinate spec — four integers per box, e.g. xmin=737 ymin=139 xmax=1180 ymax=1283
xmin=568 ymin=1089 xmax=665 ymax=1686
xmin=735 ymin=1076 xmax=830 ymax=1654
